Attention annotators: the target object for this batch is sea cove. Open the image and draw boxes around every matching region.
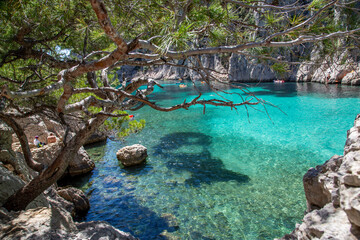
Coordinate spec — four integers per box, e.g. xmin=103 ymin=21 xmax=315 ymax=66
xmin=74 ymin=82 xmax=360 ymax=239
xmin=2 ymin=1 xmax=360 ymax=239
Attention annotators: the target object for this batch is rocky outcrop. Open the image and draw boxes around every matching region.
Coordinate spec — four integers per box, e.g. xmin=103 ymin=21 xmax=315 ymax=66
xmin=229 ymin=53 xmax=277 ymax=82
xmin=0 ymin=165 xmax=49 ymax=210
xmin=0 ymin=122 xmax=36 ymax=181
xmin=282 ymin=203 xmax=357 ymax=240
xmin=68 ymin=146 xmax=95 ymax=176
xmin=117 ymin=54 xmax=228 ymax=82
xmin=297 ymin=48 xmax=360 ymax=85
xmin=302 ymin=155 xmax=342 ymax=211
xmin=116 ymin=144 xmax=147 ymax=167
xmin=12 ymin=113 xmax=107 ymax=147
xmin=279 ymin=114 xmax=360 ymax=239
xmin=85 ymin=131 xmax=107 ymax=145
xmin=0 ymin=120 xmax=137 ymax=240
xmin=0 ymin=207 xmax=138 ymax=240
xmin=57 ymin=187 xmax=90 ymax=217
xmin=0 ymin=167 xmax=137 ymax=239
xmin=9 ymin=114 xmax=96 ymax=177
xmin=63 ymin=114 xmax=108 ymax=146
xmin=27 ymin=142 xmax=95 ymax=177
xmin=0 ymin=152 xmax=136 ymax=239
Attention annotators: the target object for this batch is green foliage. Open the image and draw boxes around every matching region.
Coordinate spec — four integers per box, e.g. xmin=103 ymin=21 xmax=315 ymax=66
xmin=271 ymin=62 xmax=289 ymax=76
xmin=159 ymin=21 xmax=196 ymax=53
xmin=251 ymin=47 xmax=274 ymax=60
xmin=308 ymin=0 xmax=327 ymax=11
xmin=288 ymin=14 xmax=306 ymax=27
xmin=117 ymin=119 xmax=146 ymax=138
xmin=264 ymin=13 xmax=283 ymax=26
xmin=0 ymin=0 xmax=358 ymax=113
xmin=103 ymin=110 xmax=146 ymax=139
xmin=208 ymin=28 xmax=228 ymax=47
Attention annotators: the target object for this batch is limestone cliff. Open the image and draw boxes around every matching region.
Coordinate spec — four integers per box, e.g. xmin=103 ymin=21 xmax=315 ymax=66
xmin=117 ymin=47 xmax=360 ymax=85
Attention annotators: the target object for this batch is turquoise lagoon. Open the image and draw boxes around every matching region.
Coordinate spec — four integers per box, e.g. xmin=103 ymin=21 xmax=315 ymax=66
xmin=75 ymin=82 xmax=360 ymax=239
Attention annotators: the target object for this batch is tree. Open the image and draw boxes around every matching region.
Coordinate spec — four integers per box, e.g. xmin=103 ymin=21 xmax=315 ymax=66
xmin=0 ymin=0 xmax=359 ymax=211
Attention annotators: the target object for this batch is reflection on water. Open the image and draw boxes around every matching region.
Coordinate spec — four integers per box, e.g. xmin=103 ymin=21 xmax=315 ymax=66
xmin=68 ymin=82 xmax=360 ymax=239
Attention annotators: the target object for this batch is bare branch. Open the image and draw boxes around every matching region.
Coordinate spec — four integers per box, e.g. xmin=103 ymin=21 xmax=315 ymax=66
xmin=84 ymin=111 xmax=128 ymax=118
xmin=64 ymin=95 xmax=120 ymax=113
xmin=84 ymin=51 xmax=111 ymax=60
xmin=0 ymin=75 xmax=23 ymax=85
xmin=137 ymin=28 xmax=360 ymax=59
xmin=225 ymin=0 xmax=309 ymax=11
xmin=89 ymin=0 xmax=128 ymax=52
xmin=2 ymin=71 xmax=67 ymax=100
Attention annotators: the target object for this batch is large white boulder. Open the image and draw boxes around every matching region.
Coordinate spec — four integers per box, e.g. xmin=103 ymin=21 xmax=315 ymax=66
xmin=116 ymin=144 xmax=147 ymax=167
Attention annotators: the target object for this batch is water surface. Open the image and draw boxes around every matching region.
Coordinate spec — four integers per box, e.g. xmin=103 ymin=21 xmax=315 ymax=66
xmin=74 ymin=82 xmax=360 ymax=239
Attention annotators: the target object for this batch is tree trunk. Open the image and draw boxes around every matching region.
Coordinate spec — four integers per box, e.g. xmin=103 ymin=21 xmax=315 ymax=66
xmin=0 ymin=113 xmax=44 ymax=172
xmin=3 ymin=114 xmax=109 ymax=211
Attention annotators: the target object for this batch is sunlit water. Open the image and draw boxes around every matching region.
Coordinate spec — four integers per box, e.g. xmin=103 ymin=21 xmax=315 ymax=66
xmin=67 ymin=82 xmax=360 ymax=239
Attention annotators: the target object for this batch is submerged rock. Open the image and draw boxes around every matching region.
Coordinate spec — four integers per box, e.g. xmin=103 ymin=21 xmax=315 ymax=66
xmin=116 ymin=144 xmax=147 ymax=167
xmin=161 ymin=213 xmax=179 ymax=231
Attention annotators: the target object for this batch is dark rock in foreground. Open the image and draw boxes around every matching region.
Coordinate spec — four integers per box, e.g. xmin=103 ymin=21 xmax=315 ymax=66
xmin=0 ymin=207 xmax=138 ymax=240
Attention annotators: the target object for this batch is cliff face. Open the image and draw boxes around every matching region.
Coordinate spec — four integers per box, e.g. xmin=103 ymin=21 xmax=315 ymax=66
xmin=227 ymin=46 xmax=360 ymax=84
xmin=117 ymin=54 xmax=227 ymax=82
xmin=118 ymin=47 xmax=360 ymax=85
xmin=296 ymin=48 xmax=360 ymax=85
xmin=279 ymin=114 xmax=360 ymax=239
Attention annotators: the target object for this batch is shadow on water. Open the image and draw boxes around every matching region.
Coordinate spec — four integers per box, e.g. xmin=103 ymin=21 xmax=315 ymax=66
xmin=119 ymin=161 xmax=153 ymax=175
xmin=58 ymin=172 xmax=94 ymax=189
xmin=245 ymin=82 xmax=360 ymax=98
xmin=85 ymin=175 xmax=177 ymax=240
xmin=59 ymin=144 xmax=176 ymax=239
xmin=150 ymin=82 xmax=360 ymax=103
xmin=153 ymin=132 xmax=250 ymax=186
xmin=246 ymin=83 xmax=298 ymax=98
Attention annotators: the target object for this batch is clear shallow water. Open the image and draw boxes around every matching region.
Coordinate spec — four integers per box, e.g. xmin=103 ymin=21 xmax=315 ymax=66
xmin=71 ymin=82 xmax=360 ymax=239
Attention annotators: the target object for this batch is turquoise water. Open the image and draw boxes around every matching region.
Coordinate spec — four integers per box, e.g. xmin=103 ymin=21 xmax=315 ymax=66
xmin=74 ymin=82 xmax=360 ymax=239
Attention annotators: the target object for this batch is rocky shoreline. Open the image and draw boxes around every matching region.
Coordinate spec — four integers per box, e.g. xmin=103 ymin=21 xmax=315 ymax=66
xmin=0 ymin=116 xmax=139 ymax=239
xmin=279 ymin=114 xmax=360 ymax=239
xmin=1 ymin=94 xmax=360 ymax=239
